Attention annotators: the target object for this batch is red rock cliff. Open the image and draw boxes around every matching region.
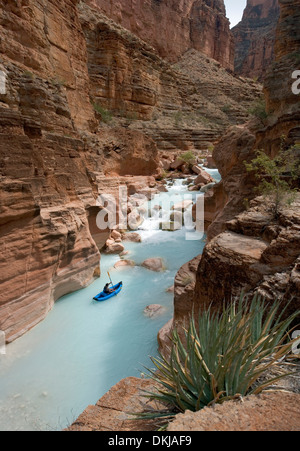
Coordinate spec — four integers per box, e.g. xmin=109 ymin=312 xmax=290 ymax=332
xmin=158 ymin=0 xmax=300 ymax=350
xmin=232 ymin=0 xmax=280 ymax=80
xmin=193 ymin=0 xmax=300 ymax=319
xmin=85 ymin=0 xmax=235 ymax=69
xmin=0 ymin=0 xmax=160 ymax=342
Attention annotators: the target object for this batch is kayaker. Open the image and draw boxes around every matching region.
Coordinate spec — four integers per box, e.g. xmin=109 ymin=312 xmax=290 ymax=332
xmin=103 ymin=283 xmax=114 ymax=294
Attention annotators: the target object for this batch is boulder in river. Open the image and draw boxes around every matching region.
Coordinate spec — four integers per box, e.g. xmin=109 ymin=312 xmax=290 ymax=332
xmin=144 ymin=304 xmax=166 ymax=319
xmin=114 ymin=260 xmax=135 ymax=269
xmin=172 ymin=200 xmax=193 ymax=212
xmin=128 ymin=209 xmax=144 ymax=231
xmin=121 ymin=232 xmax=142 ymax=243
xmin=194 ymin=169 xmax=214 ymax=186
xmin=160 ymin=221 xmax=180 ymax=232
xmin=141 ymin=258 xmax=165 ymax=272
xmin=104 ymin=241 xmax=125 ymax=255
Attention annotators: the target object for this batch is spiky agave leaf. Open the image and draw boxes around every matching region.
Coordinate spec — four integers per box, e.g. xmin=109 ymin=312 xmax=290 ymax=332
xmin=135 ymin=295 xmax=300 ymax=426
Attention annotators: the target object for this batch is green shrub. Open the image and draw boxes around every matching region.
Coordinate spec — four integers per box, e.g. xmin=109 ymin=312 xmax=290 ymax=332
xmin=50 ymin=76 xmax=67 ymax=87
xmin=245 ymin=142 xmax=299 ymax=217
xmin=179 ymin=151 xmax=196 ymax=166
xmin=173 ymin=111 xmax=183 ymax=126
xmin=221 ymin=104 xmax=232 ymax=114
xmin=93 ymin=103 xmax=113 ymax=123
xmin=138 ymin=295 xmax=299 ymax=427
xmin=287 ymin=52 xmax=300 ymax=65
xmin=23 ymin=70 xmax=34 ymax=79
xmin=248 ymin=98 xmax=269 ymax=123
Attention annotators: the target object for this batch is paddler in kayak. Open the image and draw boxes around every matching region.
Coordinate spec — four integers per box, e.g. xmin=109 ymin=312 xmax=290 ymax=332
xmin=103 ymin=282 xmax=114 ymax=294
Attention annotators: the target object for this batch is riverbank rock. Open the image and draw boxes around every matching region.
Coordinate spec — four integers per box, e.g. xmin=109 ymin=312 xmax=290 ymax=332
xmin=66 ymin=377 xmax=163 ymax=432
xmin=191 ymin=197 xmax=300 ymax=329
xmin=167 ymin=392 xmax=300 ymax=432
xmin=174 ymin=256 xmax=202 ymax=325
xmin=119 ymin=250 xmax=130 ymax=257
xmin=158 ymin=255 xmax=202 ymax=358
xmin=200 ymin=182 xmax=216 ymax=193
xmin=194 ymin=169 xmax=214 ymax=186
xmin=166 ymin=285 xmax=174 ymax=293
xmin=170 ymin=158 xmax=185 ymax=171
xmin=141 ymin=258 xmax=165 ymax=272
xmin=67 ymin=376 xmax=300 ymax=432
xmin=204 ymin=156 xmax=217 ymax=169
xmin=143 ymin=304 xmax=166 ymax=319
xmin=110 ymin=230 xmax=122 ymax=241
xmin=192 ymin=165 xmax=202 ymax=175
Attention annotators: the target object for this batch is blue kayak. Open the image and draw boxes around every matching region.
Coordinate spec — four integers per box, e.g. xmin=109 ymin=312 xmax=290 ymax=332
xmin=93 ymin=282 xmax=123 ymax=302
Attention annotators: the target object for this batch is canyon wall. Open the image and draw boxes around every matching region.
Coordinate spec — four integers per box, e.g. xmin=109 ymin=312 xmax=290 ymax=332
xmin=0 ymin=0 xmax=262 ymax=342
xmin=79 ymin=2 xmax=261 ymax=154
xmin=85 ymin=0 xmax=235 ymax=69
xmin=0 ymin=0 xmax=159 ymax=342
xmin=167 ymin=0 xmax=300 ymax=333
xmin=232 ymin=0 xmax=280 ymax=80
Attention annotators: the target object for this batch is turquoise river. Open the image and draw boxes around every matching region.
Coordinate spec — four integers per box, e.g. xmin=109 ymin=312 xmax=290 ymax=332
xmin=0 ymin=169 xmax=220 ymax=431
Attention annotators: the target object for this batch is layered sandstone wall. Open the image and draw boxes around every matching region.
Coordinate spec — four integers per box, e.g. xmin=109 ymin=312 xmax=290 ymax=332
xmin=190 ymin=0 xmax=300 ymax=323
xmin=85 ymin=0 xmax=235 ymax=69
xmin=156 ymin=0 xmax=300 ymax=350
xmin=0 ymin=0 xmax=160 ymax=342
xmin=79 ymin=2 xmax=261 ymax=153
xmin=0 ymin=0 xmax=97 ymax=130
xmin=232 ymin=0 xmax=280 ymax=80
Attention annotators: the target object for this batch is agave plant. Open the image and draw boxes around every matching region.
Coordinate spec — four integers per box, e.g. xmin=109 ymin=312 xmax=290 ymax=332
xmin=140 ymin=295 xmax=299 ymax=423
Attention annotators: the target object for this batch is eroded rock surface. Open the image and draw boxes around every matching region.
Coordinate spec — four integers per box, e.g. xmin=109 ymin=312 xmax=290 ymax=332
xmin=232 ymin=0 xmax=280 ymax=80
xmin=85 ymin=0 xmax=234 ymax=69
xmin=168 ymin=392 xmax=300 ymax=431
xmin=66 ymin=377 xmax=163 ymax=431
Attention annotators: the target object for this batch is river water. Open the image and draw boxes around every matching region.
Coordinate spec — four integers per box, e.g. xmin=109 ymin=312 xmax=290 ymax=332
xmin=0 ymin=170 xmax=220 ymax=431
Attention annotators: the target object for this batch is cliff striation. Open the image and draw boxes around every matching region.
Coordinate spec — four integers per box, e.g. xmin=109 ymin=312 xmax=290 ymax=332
xmin=171 ymin=0 xmax=300 ymax=330
xmin=232 ymin=0 xmax=280 ymax=80
xmin=79 ymin=2 xmax=261 ymax=152
xmin=85 ymin=0 xmax=235 ymax=69
xmin=0 ymin=0 xmax=160 ymax=342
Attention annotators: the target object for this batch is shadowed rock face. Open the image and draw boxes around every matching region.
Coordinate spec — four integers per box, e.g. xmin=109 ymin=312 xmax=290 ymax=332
xmin=232 ymin=0 xmax=280 ymax=81
xmin=85 ymin=0 xmax=235 ymax=69
xmin=0 ymin=0 xmax=160 ymax=342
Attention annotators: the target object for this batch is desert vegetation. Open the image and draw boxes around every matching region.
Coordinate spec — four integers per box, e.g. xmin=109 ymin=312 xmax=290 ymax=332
xmin=138 ymin=295 xmax=300 ymax=428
